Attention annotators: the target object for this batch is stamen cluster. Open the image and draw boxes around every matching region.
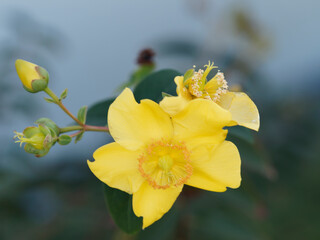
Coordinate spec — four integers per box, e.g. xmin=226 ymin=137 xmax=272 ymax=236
xmin=138 ymin=140 xmax=193 ymax=189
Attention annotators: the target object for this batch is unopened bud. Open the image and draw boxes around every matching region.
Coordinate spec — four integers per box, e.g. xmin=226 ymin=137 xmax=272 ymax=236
xmin=14 ymin=123 xmax=56 ymax=157
xmin=15 ymin=59 xmax=49 ymax=93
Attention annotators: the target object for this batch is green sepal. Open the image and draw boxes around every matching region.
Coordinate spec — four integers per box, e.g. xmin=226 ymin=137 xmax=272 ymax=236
xmin=35 ymin=118 xmax=60 ymax=137
xmin=23 ymin=126 xmax=41 ymax=138
xmin=31 ymin=79 xmax=48 ymax=92
xmin=60 ymin=88 xmax=68 ymax=100
xmin=183 ymin=68 xmax=194 ymax=82
xmin=75 ymin=131 xmax=84 ymax=143
xmin=77 ymin=106 xmax=88 ymax=124
xmin=58 ymin=135 xmax=72 ymax=145
xmin=37 ymin=124 xmax=51 ymax=136
xmin=22 ymin=85 xmax=36 ymax=93
xmin=24 ymin=143 xmax=49 ymax=157
xmin=24 ymin=143 xmax=42 ymax=154
xmin=35 ymin=66 xmax=49 ymax=82
xmin=43 ymin=134 xmax=53 ymax=149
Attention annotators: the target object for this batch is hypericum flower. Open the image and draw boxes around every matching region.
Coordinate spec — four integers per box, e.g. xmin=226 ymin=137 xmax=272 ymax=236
xmin=88 ymin=88 xmax=241 ymax=229
xmin=160 ymin=61 xmax=260 ymax=131
xmin=15 ymin=59 xmax=49 ymax=93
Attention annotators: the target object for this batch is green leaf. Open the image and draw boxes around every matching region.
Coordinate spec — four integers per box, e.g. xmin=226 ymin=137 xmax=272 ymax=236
xmin=58 ymin=135 xmax=72 ymax=145
xmin=60 ymin=88 xmax=68 ymax=100
xmin=77 ymin=106 xmax=88 ymax=124
xmin=117 ymin=64 xmax=155 ymax=92
xmin=103 ymin=184 xmax=142 ymax=234
xmin=86 ymin=98 xmax=115 ymax=126
xmin=227 ymin=126 xmax=254 ymax=144
xmin=227 ymin=132 xmax=267 ymax=177
xmin=44 ymin=97 xmax=56 ymax=104
xmin=134 ymin=69 xmax=181 ymax=103
xmin=74 ymin=131 xmax=84 ymax=143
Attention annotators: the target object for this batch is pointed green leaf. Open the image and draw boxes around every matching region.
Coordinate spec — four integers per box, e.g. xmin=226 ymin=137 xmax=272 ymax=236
xmin=77 ymin=106 xmax=88 ymax=124
xmin=60 ymin=88 xmax=68 ymax=100
xmin=74 ymin=131 xmax=84 ymax=143
xmin=44 ymin=97 xmax=56 ymax=104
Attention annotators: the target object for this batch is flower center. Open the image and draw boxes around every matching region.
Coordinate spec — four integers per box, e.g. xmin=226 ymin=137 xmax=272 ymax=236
xmin=138 ymin=140 xmax=193 ymax=189
xmin=184 ymin=61 xmax=228 ymax=102
xmin=14 ymin=132 xmax=45 ymax=150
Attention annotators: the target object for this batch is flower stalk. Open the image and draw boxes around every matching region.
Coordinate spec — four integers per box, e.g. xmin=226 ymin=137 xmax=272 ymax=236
xmin=44 ymin=87 xmax=84 ymax=126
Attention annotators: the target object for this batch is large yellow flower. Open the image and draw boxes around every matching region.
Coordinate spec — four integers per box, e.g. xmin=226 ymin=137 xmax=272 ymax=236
xmin=160 ymin=62 xmax=260 ymax=131
xmin=88 ymin=88 xmax=241 ymax=229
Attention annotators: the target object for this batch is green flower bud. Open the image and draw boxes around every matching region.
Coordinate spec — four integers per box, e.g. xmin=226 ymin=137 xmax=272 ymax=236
xmin=15 ymin=59 xmax=49 ymax=93
xmin=14 ymin=123 xmax=56 ymax=157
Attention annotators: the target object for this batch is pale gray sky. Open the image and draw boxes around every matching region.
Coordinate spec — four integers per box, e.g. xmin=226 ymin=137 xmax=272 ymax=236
xmin=1 ymin=0 xmax=319 ymax=161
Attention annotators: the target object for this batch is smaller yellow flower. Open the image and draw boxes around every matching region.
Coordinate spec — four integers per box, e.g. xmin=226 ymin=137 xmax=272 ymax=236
xmin=160 ymin=61 xmax=260 ymax=131
xmin=15 ymin=59 xmax=49 ymax=93
xmin=88 ymin=88 xmax=241 ymax=229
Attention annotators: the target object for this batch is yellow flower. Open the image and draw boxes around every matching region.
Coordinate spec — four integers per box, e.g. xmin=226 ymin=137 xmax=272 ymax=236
xmin=15 ymin=59 xmax=49 ymax=93
xmin=88 ymin=88 xmax=241 ymax=229
xmin=160 ymin=61 xmax=260 ymax=131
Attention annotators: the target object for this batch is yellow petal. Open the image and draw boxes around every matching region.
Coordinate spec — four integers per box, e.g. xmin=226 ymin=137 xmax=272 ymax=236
xmin=15 ymin=59 xmax=40 ymax=90
xmin=175 ymin=76 xmax=192 ymax=100
xmin=88 ymin=142 xmax=144 ymax=194
xmin=186 ymin=141 xmax=241 ymax=192
xmin=133 ymin=182 xmax=182 ymax=229
xmin=172 ymin=99 xmax=232 ymax=149
xmin=219 ymin=92 xmax=260 ymax=131
xmin=159 ymin=96 xmax=189 ymax=116
xmin=108 ymin=88 xmax=173 ymax=151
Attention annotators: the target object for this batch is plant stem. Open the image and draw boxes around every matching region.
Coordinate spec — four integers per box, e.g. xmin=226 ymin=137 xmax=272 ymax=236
xmin=44 ymin=87 xmax=109 ymax=136
xmin=69 ymin=131 xmax=83 ymax=138
xmin=44 ymin=87 xmax=83 ymax=126
xmin=60 ymin=125 xmax=83 ymax=133
xmin=60 ymin=125 xmax=109 ymax=134
xmin=84 ymin=125 xmax=109 ymax=132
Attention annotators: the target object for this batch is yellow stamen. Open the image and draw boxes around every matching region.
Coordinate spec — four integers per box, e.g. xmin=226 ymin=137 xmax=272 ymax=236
xmin=138 ymin=140 xmax=193 ymax=189
xmin=14 ymin=131 xmax=45 ymax=150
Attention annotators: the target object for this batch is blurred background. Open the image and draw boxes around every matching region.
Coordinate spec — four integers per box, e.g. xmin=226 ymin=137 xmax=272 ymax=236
xmin=1 ymin=0 xmax=320 ymax=239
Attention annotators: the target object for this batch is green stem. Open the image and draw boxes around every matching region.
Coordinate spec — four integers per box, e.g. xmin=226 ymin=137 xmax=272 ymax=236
xmin=60 ymin=125 xmax=83 ymax=133
xmin=44 ymin=87 xmax=83 ymax=126
xmin=69 ymin=131 xmax=83 ymax=138
xmin=44 ymin=87 xmax=109 ymax=136
xmin=84 ymin=125 xmax=109 ymax=132
xmin=60 ymin=125 xmax=109 ymax=134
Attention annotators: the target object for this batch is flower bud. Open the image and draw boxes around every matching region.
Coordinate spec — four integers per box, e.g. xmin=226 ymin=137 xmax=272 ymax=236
xmin=15 ymin=59 xmax=49 ymax=93
xmin=14 ymin=124 xmax=55 ymax=157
